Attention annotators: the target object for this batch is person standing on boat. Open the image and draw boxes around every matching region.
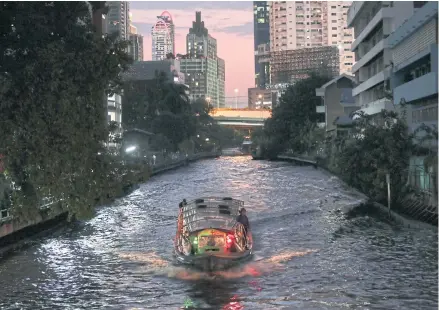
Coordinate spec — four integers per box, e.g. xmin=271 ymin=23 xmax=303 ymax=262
xmin=179 ymin=199 xmax=187 ymax=209
xmin=236 ymin=208 xmax=250 ymax=231
xmin=236 ymin=208 xmax=251 ymax=249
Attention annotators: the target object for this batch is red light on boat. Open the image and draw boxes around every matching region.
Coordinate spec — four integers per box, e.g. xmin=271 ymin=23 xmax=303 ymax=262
xmin=226 ymin=233 xmax=234 ymax=244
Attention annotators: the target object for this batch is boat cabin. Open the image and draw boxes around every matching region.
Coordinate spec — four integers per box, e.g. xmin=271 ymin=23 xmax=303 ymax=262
xmin=177 ymin=197 xmax=247 ymax=255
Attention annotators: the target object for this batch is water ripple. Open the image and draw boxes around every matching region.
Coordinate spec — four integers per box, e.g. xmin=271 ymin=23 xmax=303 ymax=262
xmin=0 ymin=157 xmax=437 ymax=309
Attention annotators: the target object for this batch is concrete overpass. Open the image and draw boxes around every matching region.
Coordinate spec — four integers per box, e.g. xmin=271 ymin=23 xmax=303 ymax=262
xmin=210 ymin=109 xmax=271 ymax=130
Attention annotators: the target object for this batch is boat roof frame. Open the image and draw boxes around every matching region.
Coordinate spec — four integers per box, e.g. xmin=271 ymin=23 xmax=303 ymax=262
xmin=182 ymin=197 xmax=244 ymax=232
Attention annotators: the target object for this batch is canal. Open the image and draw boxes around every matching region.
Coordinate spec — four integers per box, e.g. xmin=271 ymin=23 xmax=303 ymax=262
xmin=0 ymin=157 xmax=437 ymax=309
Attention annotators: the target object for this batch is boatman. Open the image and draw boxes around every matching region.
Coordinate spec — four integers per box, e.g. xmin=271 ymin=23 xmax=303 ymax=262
xmin=179 ymin=199 xmax=187 ymax=209
xmin=236 ymin=208 xmax=250 ymax=231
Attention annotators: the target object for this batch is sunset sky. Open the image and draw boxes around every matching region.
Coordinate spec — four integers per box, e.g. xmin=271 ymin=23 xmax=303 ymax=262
xmin=130 ymin=1 xmax=254 ymax=106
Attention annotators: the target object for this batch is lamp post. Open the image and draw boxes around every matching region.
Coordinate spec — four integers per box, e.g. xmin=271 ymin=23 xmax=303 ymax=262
xmin=234 ymin=88 xmax=239 ymax=109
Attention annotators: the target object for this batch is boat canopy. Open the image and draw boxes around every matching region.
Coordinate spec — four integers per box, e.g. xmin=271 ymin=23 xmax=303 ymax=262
xmin=182 ymin=197 xmax=244 ymax=232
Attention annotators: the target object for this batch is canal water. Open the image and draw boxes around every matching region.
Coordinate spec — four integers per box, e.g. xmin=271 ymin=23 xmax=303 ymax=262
xmin=0 ymin=157 xmax=437 ymax=309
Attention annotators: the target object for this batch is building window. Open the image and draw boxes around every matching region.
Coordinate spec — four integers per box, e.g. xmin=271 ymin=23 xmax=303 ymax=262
xmin=332 ymin=27 xmax=337 ymax=30
xmin=332 ymin=34 xmax=337 ymax=37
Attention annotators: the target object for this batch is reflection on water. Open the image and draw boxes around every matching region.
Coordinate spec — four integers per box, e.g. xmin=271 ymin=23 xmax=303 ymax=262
xmin=0 ymin=157 xmax=437 ymax=310
xmin=118 ymin=249 xmax=316 ymax=282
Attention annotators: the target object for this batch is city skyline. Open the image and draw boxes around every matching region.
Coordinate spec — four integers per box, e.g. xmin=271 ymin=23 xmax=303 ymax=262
xmin=130 ymin=1 xmax=254 ymax=104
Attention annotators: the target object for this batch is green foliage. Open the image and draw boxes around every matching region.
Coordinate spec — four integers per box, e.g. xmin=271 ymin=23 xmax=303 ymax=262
xmin=0 ymin=2 xmax=132 ymax=217
xmin=331 ymin=110 xmax=413 ymax=203
xmin=122 ymin=72 xmax=197 ymax=151
xmin=254 ymin=73 xmax=331 ymax=158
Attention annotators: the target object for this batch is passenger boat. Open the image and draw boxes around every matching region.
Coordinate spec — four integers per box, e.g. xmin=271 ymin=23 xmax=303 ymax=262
xmin=174 ymin=197 xmax=253 ymax=272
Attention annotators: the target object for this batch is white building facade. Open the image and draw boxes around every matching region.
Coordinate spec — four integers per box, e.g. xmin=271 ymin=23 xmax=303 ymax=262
xmin=152 ymin=12 xmax=175 ymax=61
xmin=346 ymin=1 xmax=433 ymax=116
xmin=269 ymin=1 xmax=354 ymax=74
xmin=388 ymin=1 xmax=438 ymax=134
xmin=107 ymin=94 xmax=122 ymax=127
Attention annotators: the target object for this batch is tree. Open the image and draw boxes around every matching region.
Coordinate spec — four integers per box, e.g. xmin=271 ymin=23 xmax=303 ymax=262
xmin=122 ymin=72 xmax=196 ymax=150
xmin=258 ymin=73 xmax=331 ymax=158
xmin=0 ymin=2 xmax=132 ymax=217
xmin=335 ymin=110 xmax=413 ymax=203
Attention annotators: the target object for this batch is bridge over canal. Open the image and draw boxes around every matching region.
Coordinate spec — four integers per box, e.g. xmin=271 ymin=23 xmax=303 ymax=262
xmin=209 ymin=109 xmax=271 ymax=131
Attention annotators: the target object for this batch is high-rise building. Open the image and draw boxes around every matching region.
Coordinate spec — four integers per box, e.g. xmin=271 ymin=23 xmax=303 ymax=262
xmin=106 ymin=1 xmax=130 ymax=40
xmin=128 ymin=33 xmax=144 ymax=61
xmin=253 ymin=1 xmax=270 ymax=88
xmin=217 ymin=57 xmax=226 ymax=107
xmin=268 ymin=1 xmax=354 ymax=75
xmin=126 ymin=14 xmax=144 ymax=62
xmin=180 ymin=12 xmax=225 ymax=108
xmin=152 ymin=11 xmax=175 ymax=61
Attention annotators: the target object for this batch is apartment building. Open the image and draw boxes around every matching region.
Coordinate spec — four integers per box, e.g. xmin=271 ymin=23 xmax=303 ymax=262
xmin=346 ymin=1 xmax=431 ymax=116
xmin=268 ymin=1 xmax=354 ymax=74
xmin=388 ymin=1 xmax=438 ymax=134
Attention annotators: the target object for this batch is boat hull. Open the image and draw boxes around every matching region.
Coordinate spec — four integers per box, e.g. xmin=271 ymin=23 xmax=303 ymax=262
xmin=174 ymin=248 xmax=253 ymax=272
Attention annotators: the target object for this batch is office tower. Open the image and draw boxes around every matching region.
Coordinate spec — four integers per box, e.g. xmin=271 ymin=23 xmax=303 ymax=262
xmin=253 ymin=1 xmax=270 ymax=88
xmin=106 ymin=1 xmax=130 ymax=40
xmin=152 ymin=11 xmax=175 ymax=61
xmin=128 ymin=33 xmax=144 ymax=61
xmin=217 ymin=57 xmax=226 ymax=107
xmin=180 ymin=12 xmax=225 ymax=108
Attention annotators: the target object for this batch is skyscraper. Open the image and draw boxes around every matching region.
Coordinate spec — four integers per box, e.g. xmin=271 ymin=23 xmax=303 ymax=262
xmin=253 ymin=1 xmax=270 ymax=88
xmin=152 ymin=11 xmax=175 ymax=61
xmin=217 ymin=58 xmax=226 ymax=107
xmin=106 ymin=1 xmax=130 ymax=40
xmin=180 ymin=12 xmax=225 ymax=108
xmin=127 ymin=16 xmax=144 ymax=62
xmin=128 ymin=33 xmax=144 ymax=61
xmin=268 ymin=1 xmax=354 ymax=75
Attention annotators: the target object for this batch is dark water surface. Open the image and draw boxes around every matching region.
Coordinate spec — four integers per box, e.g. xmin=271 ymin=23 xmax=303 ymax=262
xmin=0 ymin=157 xmax=437 ymax=309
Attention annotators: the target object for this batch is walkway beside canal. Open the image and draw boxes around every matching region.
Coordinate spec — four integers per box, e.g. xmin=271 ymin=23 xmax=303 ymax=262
xmin=0 ymin=151 xmax=220 ymax=249
xmin=275 ymin=154 xmax=438 ymax=229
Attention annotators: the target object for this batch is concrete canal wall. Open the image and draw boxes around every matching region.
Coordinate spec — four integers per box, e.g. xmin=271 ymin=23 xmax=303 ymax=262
xmin=0 ymin=151 xmax=220 ymax=252
xmin=275 ymin=154 xmax=437 ymax=230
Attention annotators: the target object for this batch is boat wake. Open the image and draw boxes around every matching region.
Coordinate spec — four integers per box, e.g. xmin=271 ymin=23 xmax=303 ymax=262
xmin=117 ymin=249 xmax=318 ymax=281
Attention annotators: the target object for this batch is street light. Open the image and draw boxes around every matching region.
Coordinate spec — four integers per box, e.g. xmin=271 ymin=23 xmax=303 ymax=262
xmin=125 ymin=145 xmax=137 ymax=153
xmin=234 ymin=88 xmax=239 ymax=109
xmin=205 ymin=138 xmax=210 ymax=142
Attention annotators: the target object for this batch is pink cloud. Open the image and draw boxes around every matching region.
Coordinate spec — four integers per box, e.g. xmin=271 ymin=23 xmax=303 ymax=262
xmin=131 ymin=9 xmax=254 ymax=106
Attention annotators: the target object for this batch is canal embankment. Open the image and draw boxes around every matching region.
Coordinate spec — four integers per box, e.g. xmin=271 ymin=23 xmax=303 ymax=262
xmin=275 ymin=154 xmax=438 ymax=230
xmin=0 ymin=151 xmax=220 ymax=254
